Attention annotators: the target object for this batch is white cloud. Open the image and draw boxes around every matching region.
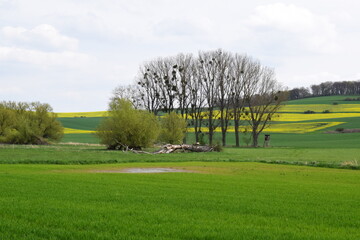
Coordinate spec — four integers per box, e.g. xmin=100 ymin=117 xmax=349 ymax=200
xmin=0 ymin=86 xmax=23 ymax=94
xmin=0 ymin=46 xmax=95 ymax=68
xmin=250 ymin=3 xmax=340 ymax=54
xmin=0 ymin=0 xmax=359 ymax=111
xmin=2 ymin=24 xmax=78 ymax=51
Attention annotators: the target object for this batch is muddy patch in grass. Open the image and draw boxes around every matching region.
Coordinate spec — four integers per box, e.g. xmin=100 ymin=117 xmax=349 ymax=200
xmin=94 ymin=168 xmax=193 ymax=173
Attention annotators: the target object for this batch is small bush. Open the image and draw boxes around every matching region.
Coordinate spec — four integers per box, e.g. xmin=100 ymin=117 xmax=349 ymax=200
xmin=322 ymin=109 xmax=331 ymax=113
xmin=159 ymin=112 xmax=187 ymax=144
xmin=332 ymin=102 xmax=338 ymax=105
xmin=304 ymin=110 xmax=315 ymax=114
xmin=336 ymin=128 xmax=344 ymax=132
xmin=211 ymin=143 xmax=223 ymax=152
xmin=198 ymin=132 xmax=207 ymax=145
xmin=96 ymin=99 xmax=159 ymax=150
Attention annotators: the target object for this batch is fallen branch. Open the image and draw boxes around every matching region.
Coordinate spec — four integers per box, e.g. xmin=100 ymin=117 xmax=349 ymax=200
xmin=131 ymin=144 xmax=214 ymax=154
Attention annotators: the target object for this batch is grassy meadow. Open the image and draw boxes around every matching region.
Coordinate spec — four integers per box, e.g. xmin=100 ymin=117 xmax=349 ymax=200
xmin=1 ymin=162 xmax=359 ymax=240
xmin=1 ymin=96 xmax=360 ymax=239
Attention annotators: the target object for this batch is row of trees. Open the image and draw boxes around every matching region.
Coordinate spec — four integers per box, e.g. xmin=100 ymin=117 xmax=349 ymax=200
xmin=289 ymin=80 xmax=360 ymax=100
xmin=0 ymin=101 xmax=63 ymax=144
xmin=114 ymin=49 xmax=287 ymax=147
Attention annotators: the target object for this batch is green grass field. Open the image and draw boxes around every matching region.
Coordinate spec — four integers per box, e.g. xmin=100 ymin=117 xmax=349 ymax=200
xmin=285 ymin=95 xmax=360 ymax=105
xmin=1 ymin=162 xmax=359 ymax=240
xmin=1 ymin=96 xmax=360 ymax=239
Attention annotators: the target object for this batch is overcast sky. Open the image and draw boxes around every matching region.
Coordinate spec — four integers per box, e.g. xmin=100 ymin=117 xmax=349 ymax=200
xmin=1 ymin=0 xmax=360 ymax=112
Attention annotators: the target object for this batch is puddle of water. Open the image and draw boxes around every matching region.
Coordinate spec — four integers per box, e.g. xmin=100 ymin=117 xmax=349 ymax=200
xmin=95 ymin=168 xmax=191 ymax=173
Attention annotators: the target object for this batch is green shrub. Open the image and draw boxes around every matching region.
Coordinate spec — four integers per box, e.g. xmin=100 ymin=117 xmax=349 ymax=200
xmin=96 ymin=99 xmax=159 ymax=150
xmin=159 ymin=112 xmax=187 ymax=144
xmin=0 ymin=101 xmax=63 ymax=144
xmin=322 ymin=109 xmax=331 ymax=113
xmin=198 ymin=132 xmax=207 ymax=145
xmin=211 ymin=142 xmax=223 ymax=152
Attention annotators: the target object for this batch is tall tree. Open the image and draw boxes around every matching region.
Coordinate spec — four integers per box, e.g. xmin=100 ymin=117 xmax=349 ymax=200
xmin=230 ymin=54 xmax=248 ymax=147
xmin=197 ymin=50 xmax=221 ymax=145
xmin=243 ymin=67 xmax=287 ymax=147
xmin=214 ymin=50 xmax=233 ymax=146
xmin=188 ymin=66 xmax=206 ymax=143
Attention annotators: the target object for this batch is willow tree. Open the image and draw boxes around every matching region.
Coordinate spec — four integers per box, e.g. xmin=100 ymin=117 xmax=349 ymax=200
xmin=0 ymin=101 xmax=63 ymax=144
xmin=96 ymin=98 xmax=159 ymax=150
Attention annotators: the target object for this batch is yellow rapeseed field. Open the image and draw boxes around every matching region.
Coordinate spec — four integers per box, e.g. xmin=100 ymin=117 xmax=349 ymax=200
xmin=57 ymin=111 xmax=107 ymax=118
xmin=63 ymin=128 xmax=96 ymax=134
xmin=58 ymin=104 xmax=359 ymax=134
xmin=274 ymin=113 xmax=360 ymax=121
xmin=187 ymin=122 xmax=343 ymax=134
xmin=189 ymin=111 xmax=360 ymax=122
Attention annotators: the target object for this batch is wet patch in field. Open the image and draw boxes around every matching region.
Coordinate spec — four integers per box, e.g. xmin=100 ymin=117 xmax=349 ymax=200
xmin=94 ymin=168 xmax=192 ymax=173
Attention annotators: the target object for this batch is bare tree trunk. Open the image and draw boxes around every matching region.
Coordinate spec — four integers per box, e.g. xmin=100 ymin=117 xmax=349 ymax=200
xmin=208 ymin=132 xmax=213 ymax=145
xmin=234 ymin=119 xmax=240 ymax=147
xmin=252 ymin=131 xmax=259 ymax=147
xmin=194 ymin=120 xmax=199 ymax=142
xmin=221 ymin=130 xmax=226 ymax=146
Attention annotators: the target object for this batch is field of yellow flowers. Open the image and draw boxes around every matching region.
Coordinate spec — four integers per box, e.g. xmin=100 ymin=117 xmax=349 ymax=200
xmin=58 ymin=102 xmax=360 ymax=134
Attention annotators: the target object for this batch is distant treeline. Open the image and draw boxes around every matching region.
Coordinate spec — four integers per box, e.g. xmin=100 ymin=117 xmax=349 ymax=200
xmin=289 ymin=80 xmax=360 ymax=100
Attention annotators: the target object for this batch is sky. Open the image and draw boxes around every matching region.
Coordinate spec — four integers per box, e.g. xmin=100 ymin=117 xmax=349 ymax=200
xmin=1 ymin=0 xmax=360 ymax=112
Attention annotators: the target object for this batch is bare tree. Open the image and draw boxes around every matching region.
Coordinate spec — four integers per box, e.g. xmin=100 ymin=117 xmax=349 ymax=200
xmin=188 ymin=67 xmax=206 ymax=143
xmin=214 ymin=50 xmax=233 ymax=146
xmin=112 ymin=85 xmax=143 ymax=109
xmin=244 ymin=66 xmax=287 ymax=147
xmin=172 ymin=54 xmax=194 ymax=143
xmin=173 ymin=53 xmax=193 ymax=118
xmin=197 ymin=50 xmax=222 ymax=145
xmin=230 ymin=54 xmax=248 ymax=147
xmin=136 ymin=63 xmax=163 ymax=114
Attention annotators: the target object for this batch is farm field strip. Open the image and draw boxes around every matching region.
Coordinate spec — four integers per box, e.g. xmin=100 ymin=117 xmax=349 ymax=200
xmin=57 ymin=111 xmax=107 ymax=118
xmin=275 ymin=113 xmax=360 ymax=121
xmin=278 ymin=104 xmax=360 ymax=113
xmin=1 ymin=143 xmax=360 ymax=167
xmin=63 ymin=128 xmax=96 ymax=134
xmin=187 ymin=122 xmax=344 ymax=134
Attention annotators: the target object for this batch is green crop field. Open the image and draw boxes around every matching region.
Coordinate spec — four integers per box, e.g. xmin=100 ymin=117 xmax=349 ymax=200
xmin=285 ymin=95 xmax=360 ymax=105
xmin=1 ymin=96 xmax=360 ymax=239
xmin=1 ymin=162 xmax=359 ymax=240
